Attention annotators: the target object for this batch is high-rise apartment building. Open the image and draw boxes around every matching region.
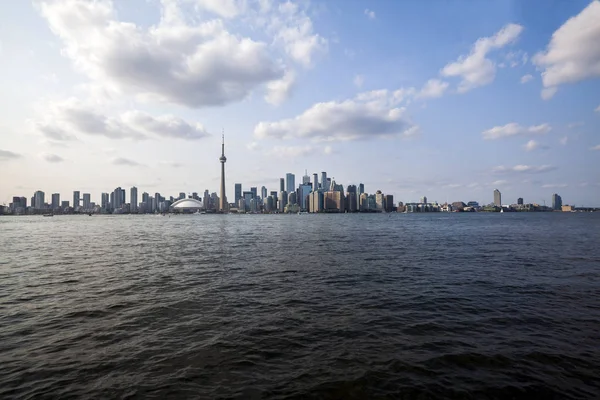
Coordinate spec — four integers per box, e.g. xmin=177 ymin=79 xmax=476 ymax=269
xmin=234 ymin=183 xmax=242 ymax=205
xmin=83 ymin=193 xmax=91 ymax=210
xmin=375 ymin=191 xmax=385 ymax=211
xmin=321 ymin=172 xmax=327 ymax=190
xmin=51 ymin=193 xmax=60 ymax=210
xmin=261 ymin=186 xmax=267 ymax=200
xmin=34 ymin=190 xmax=45 ymax=209
xmin=285 ymin=173 xmax=295 ymax=194
xmin=73 ymin=191 xmax=80 ymax=209
xmin=102 ymin=193 xmax=109 ymax=210
xmin=130 ymin=187 xmax=138 ymax=213
xmin=279 ymin=178 xmax=285 ymax=192
xmin=385 ymin=195 xmax=394 ymax=212
xmin=517 ymin=197 xmax=524 ymax=205
xmin=493 ymin=189 xmax=502 ymax=207
xmin=552 ymin=193 xmax=562 ymax=210
xmin=250 ymin=187 xmax=257 ymax=199
xmin=312 ymin=173 xmax=318 ymax=191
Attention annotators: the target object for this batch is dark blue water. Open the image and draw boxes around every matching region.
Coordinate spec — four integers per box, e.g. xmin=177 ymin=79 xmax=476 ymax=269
xmin=1 ymin=213 xmax=599 ymax=399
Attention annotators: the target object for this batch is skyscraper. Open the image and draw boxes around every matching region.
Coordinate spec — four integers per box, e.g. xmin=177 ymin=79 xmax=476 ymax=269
xmin=130 ymin=187 xmax=138 ymax=213
xmin=358 ymin=183 xmax=364 ymax=196
xmin=73 ymin=191 xmax=80 ymax=209
xmin=517 ymin=197 xmax=524 ymax=205
xmin=250 ymin=187 xmax=257 ymax=199
xmin=234 ymin=183 xmax=242 ymax=205
xmin=280 ymin=178 xmax=285 ymax=192
xmin=313 ymin=173 xmax=318 ymax=191
xmin=552 ymin=193 xmax=562 ymax=210
xmin=51 ymin=193 xmax=60 ymax=210
xmin=102 ymin=193 xmax=110 ymax=210
xmin=302 ymin=170 xmax=310 ymax=184
xmin=286 ymin=173 xmax=295 ymax=194
xmin=321 ymin=172 xmax=327 ymax=190
xmin=219 ymin=134 xmax=227 ymax=212
xmin=34 ymin=190 xmax=45 ymax=209
xmin=493 ymin=189 xmax=501 ymax=207
xmin=114 ymin=187 xmax=123 ymax=210
xmin=261 ymin=186 xmax=267 ymax=200
xmin=420 ymin=196 xmax=428 ymax=204
xmin=179 ymin=192 xmax=186 ymax=200
xmin=83 ymin=193 xmax=91 ymax=210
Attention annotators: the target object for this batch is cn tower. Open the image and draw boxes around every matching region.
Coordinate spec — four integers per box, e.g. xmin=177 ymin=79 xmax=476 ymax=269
xmin=219 ymin=133 xmax=227 ymax=212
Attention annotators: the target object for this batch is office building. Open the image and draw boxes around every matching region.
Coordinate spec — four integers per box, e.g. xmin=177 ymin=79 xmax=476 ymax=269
xmin=302 ymin=170 xmax=311 ymax=185
xmin=375 ymin=191 xmax=385 ymax=211
xmin=73 ymin=191 xmax=80 ymax=209
xmin=493 ymin=189 xmax=501 ymax=207
xmin=234 ymin=183 xmax=242 ymax=205
xmin=250 ymin=187 xmax=257 ymax=200
xmin=288 ymin=191 xmax=297 ymax=205
xmin=284 ymin=173 xmax=295 ymax=194
xmin=299 ymin=183 xmax=313 ymax=211
xmin=243 ymin=191 xmax=253 ymax=210
xmin=113 ymin=187 xmax=124 ymax=210
xmin=178 ymin=192 xmax=185 ymax=200
xmin=130 ymin=187 xmax=138 ymax=213
xmin=385 ymin=195 xmax=394 ymax=212
xmin=358 ymin=183 xmax=365 ymax=196
xmin=312 ymin=173 xmax=318 ymax=191
xmin=51 ymin=193 xmax=60 ymax=210
xmin=101 ymin=193 xmax=109 ymax=210
xmin=219 ymin=134 xmax=227 ymax=212
xmin=517 ymin=197 xmax=523 ymax=206
xmin=324 ymin=191 xmax=344 ymax=212
xmin=310 ymin=190 xmax=324 ymax=212
xmin=34 ymin=190 xmax=45 ymax=210
xmin=321 ymin=172 xmax=327 ymax=190
xmin=420 ymin=196 xmax=428 ymax=204
xmin=270 ymin=191 xmax=278 ymax=204
xmin=61 ymin=201 xmax=69 ymax=210
xmin=203 ymin=190 xmax=210 ymax=210
xmin=261 ymin=186 xmax=267 ymax=200
xmin=83 ymin=193 xmax=91 ymax=210
xmin=279 ymin=178 xmax=285 ymax=192
xmin=552 ymin=193 xmax=562 ymax=210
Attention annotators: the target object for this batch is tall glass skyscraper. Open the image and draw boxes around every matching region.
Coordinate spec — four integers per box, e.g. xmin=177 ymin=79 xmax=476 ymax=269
xmin=285 ymin=173 xmax=295 ymax=194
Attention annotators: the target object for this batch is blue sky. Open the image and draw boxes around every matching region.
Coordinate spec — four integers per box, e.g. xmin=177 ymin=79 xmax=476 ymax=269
xmin=0 ymin=0 xmax=599 ymax=206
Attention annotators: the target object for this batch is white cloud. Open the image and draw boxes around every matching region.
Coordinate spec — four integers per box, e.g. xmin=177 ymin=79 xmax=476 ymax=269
xmin=595 ymin=105 xmax=600 ymax=113
xmin=323 ymin=145 xmax=333 ymax=155
xmin=560 ymin=136 xmax=568 ymax=145
xmin=113 ymin=157 xmax=143 ymax=167
xmin=0 ymin=149 xmax=23 ymax=161
xmin=482 ymin=122 xmax=551 ymax=140
xmin=265 ymin=145 xmax=314 ymax=158
xmin=541 ymin=183 xmax=568 ymax=188
xmin=364 ymin=9 xmax=376 ymax=20
xmin=533 ymin=1 xmax=600 ymax=97
xmin=524 ymin=140 xmax=539 ymax=151
xmin=38 ymin=0 xmax=284 ymax=108
xmin=270 ymin=1 xmax=328 ymax=68
xmin=541 ymin=87 xmax=557 ymax=100
xmin=42 ymin=153 xmax=65 ymax=163
xmin=520 ymin=74 xmax=533 ymax=84
xmin=265 ymin=69 xmax=296 ymax=105
xmin=191 ymin=0 xmax=245 ymax=18
xmin=591 ymin=145 xmax=600 ymax=151
xmin=491 ymin=180 xmax=508 ymax=186
xmin=34 ymin=99 xmax=210 ymax=141
xmin=246 ymin=141 xmax=260 ymax=151
xmin=159 ymin=161 xmax=184 ymax=168
xmin=253 ymin=92 xmax=418 ymax=142
xmin=417 ymin=79 xmax=449 ymax=99
xmin=492 ymin=165 xmax=555 ymax=174
xmin=353 ymin=74 xmax=364 ymax=88
xmin=567 ymin=121 xmax=584 ymax=128
xmin=441 ymin=23 xmax=523 ymax=92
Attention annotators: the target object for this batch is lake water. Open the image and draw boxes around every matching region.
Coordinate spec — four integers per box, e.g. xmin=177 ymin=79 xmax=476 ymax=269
xmin=1 ymin=213 xmax=599 ymax=399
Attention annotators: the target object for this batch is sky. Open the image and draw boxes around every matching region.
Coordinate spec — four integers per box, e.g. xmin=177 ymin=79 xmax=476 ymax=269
xmin=1 ymin=0 xmax=599 ymax=207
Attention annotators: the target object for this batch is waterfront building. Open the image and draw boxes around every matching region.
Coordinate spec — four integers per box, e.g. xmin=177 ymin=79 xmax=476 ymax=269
xmin=552 ymin=193 xmax=562 ymax=210
xmin=320 ymin=172 xmax=327 ymax=190
xmin=234 ymin=183 xmax=242 ymax=205
xmin=285 ymin=173 xmax=295 ymax=194
xmin=34 ymin=190 xmax=45 ymax=210
xmin=299 ymin=183 xmax=312 ymax=211
xmin=359 ymin=193 xmax=368 ymax=211
xmin=385 ymin=195 xmax=394 ymax=212
xmin=192 ymin=192 xmax=199 ymax=200
xmin=324 ymin=191 xmax=344 ymax=212
xmin=61 ymin=201 xmax=69 ymax=210
xmin=250 ymin=187 xmax=257 ymax=200
xmin=467 ymin=201 xmax=479 ymax=208
xmin=517 ymin=197 xmax=524 ymax=206
xmin=279 ymin=178 xmax=285 ymax=192
xmin=261 ymin=186 xmax=267 ymax=200
xmin=73 ymin=191 xmax=80 ymax=209
xmin=51 ymin=193 xmax=60 ymax=210
xmin=375 ymin=191 xmax=385 ymax=211
xmin=452 ymin=201 xmax=466 ymax=211
xmin=265 ymin=196 xmax=274 ymax=212
xmin=219 ymin=134 xmax=227 ymax=212
xmin=270 ymin=191 xmax=278 ymax=204
xmin=113 ymin=187 xmax=124 ymax=210
xmin=83 ymin=193 xmax=91 ymax=210
xmin=494 ymin=189 xmax=502 ymax=207
xmin=358 ymin=183 xmax=364 ymax=196
xmin=420 ymin=196 xmax=428 ymax=204
xmin=244 ymin=191 xmax=253 ymax=210
xmin=397 ymin=202 xmax=405 ymax=213
xmin=130 ymin=187 xmax=138 ymax=213
xmin=203 ymin=190 xmax=210 ymax=210
xmin=302 ymin=170 xmax=311 ymax=185
xmin=312 ymin=173 xmax=318 ymax=191
xmin=288 ymin=192 xmax=297 ymax=205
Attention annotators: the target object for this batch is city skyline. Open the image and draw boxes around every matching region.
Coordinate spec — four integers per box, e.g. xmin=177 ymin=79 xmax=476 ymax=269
xmin=1 ymin=1 xmax=599 ymax=205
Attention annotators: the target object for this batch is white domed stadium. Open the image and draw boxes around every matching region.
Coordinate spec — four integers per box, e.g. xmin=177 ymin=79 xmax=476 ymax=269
xmin=171 ymin=198 xmax=203 ymax=213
